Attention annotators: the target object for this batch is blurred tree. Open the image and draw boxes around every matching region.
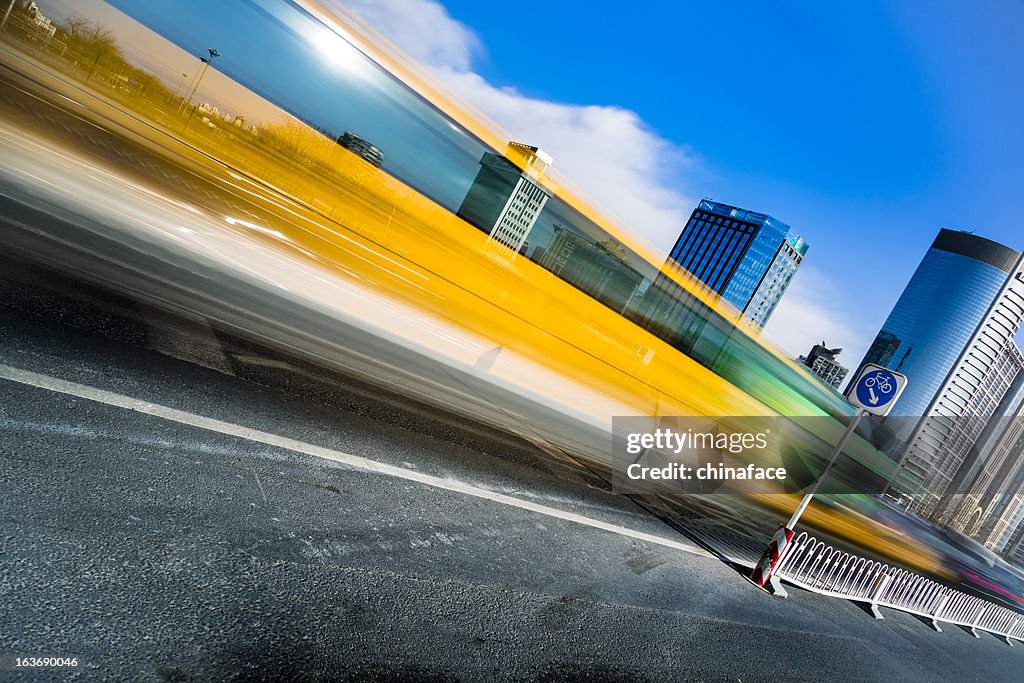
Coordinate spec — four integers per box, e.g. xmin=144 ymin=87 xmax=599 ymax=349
xmin=81 ymin=21 xmax=120 ymax=80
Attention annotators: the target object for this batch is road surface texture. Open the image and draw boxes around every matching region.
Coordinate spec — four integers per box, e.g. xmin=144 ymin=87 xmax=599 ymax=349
xmin=2 ymin=262 xmax=1023 ymax=682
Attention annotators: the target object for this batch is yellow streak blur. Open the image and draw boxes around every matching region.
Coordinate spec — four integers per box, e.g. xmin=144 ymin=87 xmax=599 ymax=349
xmin=294 ymin=0 xmax=822 ymax=383
xmin=0 ymin=17 xmax=936 ymax=574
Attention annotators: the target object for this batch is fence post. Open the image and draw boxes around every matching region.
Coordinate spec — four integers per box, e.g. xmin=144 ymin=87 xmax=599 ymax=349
xmin=970 ymin=607 xmax=987 ymax=639
xmin=868 ymin=572 xmax=892 ymax=620
xmin=1006 ymin=619 xmax=1020 ymax=647
xmin=929 ymin=594 xmax=950 ymax=633
xmin=750 ymin=525 xmax=795 ymax=597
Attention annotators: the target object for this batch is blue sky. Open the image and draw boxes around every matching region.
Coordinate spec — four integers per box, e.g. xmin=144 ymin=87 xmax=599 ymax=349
xmin=64 ymin=0 xmax=1024 ymax=368
xmin=360 ymin=0 xmax=1024 ymax=367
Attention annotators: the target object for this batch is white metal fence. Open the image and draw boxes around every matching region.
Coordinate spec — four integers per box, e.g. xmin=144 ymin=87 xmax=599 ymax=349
xmin=775 ymin=531 xmax=1024 ymax=644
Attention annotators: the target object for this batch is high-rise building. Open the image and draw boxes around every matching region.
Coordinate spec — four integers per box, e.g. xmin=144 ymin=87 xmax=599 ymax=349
xmin=799 ymin=342 xmax=849 ymax=389
xmin=665 ymin=199 xmax=807 ymax=326
xmin=941 ymin=371 xmax=1024 ymax=547
xmin=856 ymin=229 xmax=1024 ymax=517
xmin=861 ymin=331 xmax=902 ymax=372
xmin=980 ymin=436 xmax=1024 ymax=556
xmin=336 ymin=131 xmax=383 ymax=167
xmin=23 ymin=2 xmax=57 ymax=37
xmin=457 ymin=142 xmax=552 ymax=252
xmin=537 ymin=225 xmax=644 ymax=313
xmin=1003 ymin=523 xmax=1024 ymax=564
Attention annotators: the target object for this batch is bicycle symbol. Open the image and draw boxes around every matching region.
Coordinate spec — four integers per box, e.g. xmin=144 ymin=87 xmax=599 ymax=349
xmin=865 ymin=375 xmax=893 ymax=394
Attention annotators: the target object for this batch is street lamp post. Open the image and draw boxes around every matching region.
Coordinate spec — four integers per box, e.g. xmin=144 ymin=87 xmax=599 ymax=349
xmin=174 ymin=72 xmax=189 ymax=97
xmin=1 ymin=0 xmax=16 ymax=32
xmin=180 ymin=48 xmax=219 ymax=113
xmin=179 ymin=68 xmax=202 ymax=112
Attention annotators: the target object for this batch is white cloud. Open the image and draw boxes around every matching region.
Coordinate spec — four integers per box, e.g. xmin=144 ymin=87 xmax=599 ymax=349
xmin=341 ymin=0 xmax=481 ymax=72
xmin=342 ymin=0 xmax=870 ymax=371
xmin=762 ymin=266 xmax=871 ymax=376
xmin=342 ymin=0 xmax=697 ymax=256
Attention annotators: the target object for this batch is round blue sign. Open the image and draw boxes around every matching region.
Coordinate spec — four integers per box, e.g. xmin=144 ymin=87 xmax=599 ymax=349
xmin=855 ymin=369 xmax=899 ymax=409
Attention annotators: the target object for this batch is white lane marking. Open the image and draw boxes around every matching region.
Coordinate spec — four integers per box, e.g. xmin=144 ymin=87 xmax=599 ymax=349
xmin=0 ymin=364 xmax=708 ymax=558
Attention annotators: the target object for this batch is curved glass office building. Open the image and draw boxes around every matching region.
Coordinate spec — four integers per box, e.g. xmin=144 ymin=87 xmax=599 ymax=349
xmin=856 ymin=229 xmax=1024 ymax=515
xmin=858 ymin=230 xmax=1021 ymax=420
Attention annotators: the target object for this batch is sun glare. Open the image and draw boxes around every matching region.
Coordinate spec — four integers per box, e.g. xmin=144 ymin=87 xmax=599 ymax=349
xmin=308 ymin=22 xmax=364 ymax=75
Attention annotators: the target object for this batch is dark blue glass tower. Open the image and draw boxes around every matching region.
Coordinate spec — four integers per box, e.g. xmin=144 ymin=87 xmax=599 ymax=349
xmin=857 ymin=230 xmax=1024 ymax=516
xmin=855 ymin=229 xmax=1022 ymax=421
xmin=666 ymin=199 xmax=807 ymax=326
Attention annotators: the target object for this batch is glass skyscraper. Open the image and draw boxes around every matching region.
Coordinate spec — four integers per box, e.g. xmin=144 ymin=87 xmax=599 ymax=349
xmin=856 ymin=229 xmax=1024 ymax=517
xmin=456 ymin=143 xmax=551 ymax=253
xmin=858 ymin=230 xmax=1022 ymax=421
xmin=665 ymin=199 xmax=807 ymax=326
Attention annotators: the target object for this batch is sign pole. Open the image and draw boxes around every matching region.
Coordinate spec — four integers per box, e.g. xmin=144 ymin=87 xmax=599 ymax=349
xmin=786 ymin=407 xmax=866 ymax=529
xmin=750 ymin=363 xmax=907 ymax=595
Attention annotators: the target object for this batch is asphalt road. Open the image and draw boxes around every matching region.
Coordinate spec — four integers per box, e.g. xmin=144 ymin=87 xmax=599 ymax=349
xmin=2 ymin=265 xmax=1024 ymax=682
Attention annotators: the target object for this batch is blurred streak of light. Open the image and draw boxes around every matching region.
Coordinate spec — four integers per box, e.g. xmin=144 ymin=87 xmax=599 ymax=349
xmin=224 ymin=215 xmax=287 ymax=240
xmin=3 ymin=115 xmax=939 ymax=574
xmin=0 ymin=36 xmax=947 ymax=577
xmin=0 ymin=117 xmax=628 ymax=428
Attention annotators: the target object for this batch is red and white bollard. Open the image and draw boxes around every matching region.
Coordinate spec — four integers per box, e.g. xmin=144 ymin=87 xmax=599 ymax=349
xmin=750 ymin=408 xmax=868 ymax=598
xmin=750 ymin=525 xmax=794 ymax=596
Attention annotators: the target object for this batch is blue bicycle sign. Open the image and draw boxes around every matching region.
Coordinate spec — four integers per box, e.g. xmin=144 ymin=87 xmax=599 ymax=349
xmin=848 ymin=363 xmax=908 ymax=416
